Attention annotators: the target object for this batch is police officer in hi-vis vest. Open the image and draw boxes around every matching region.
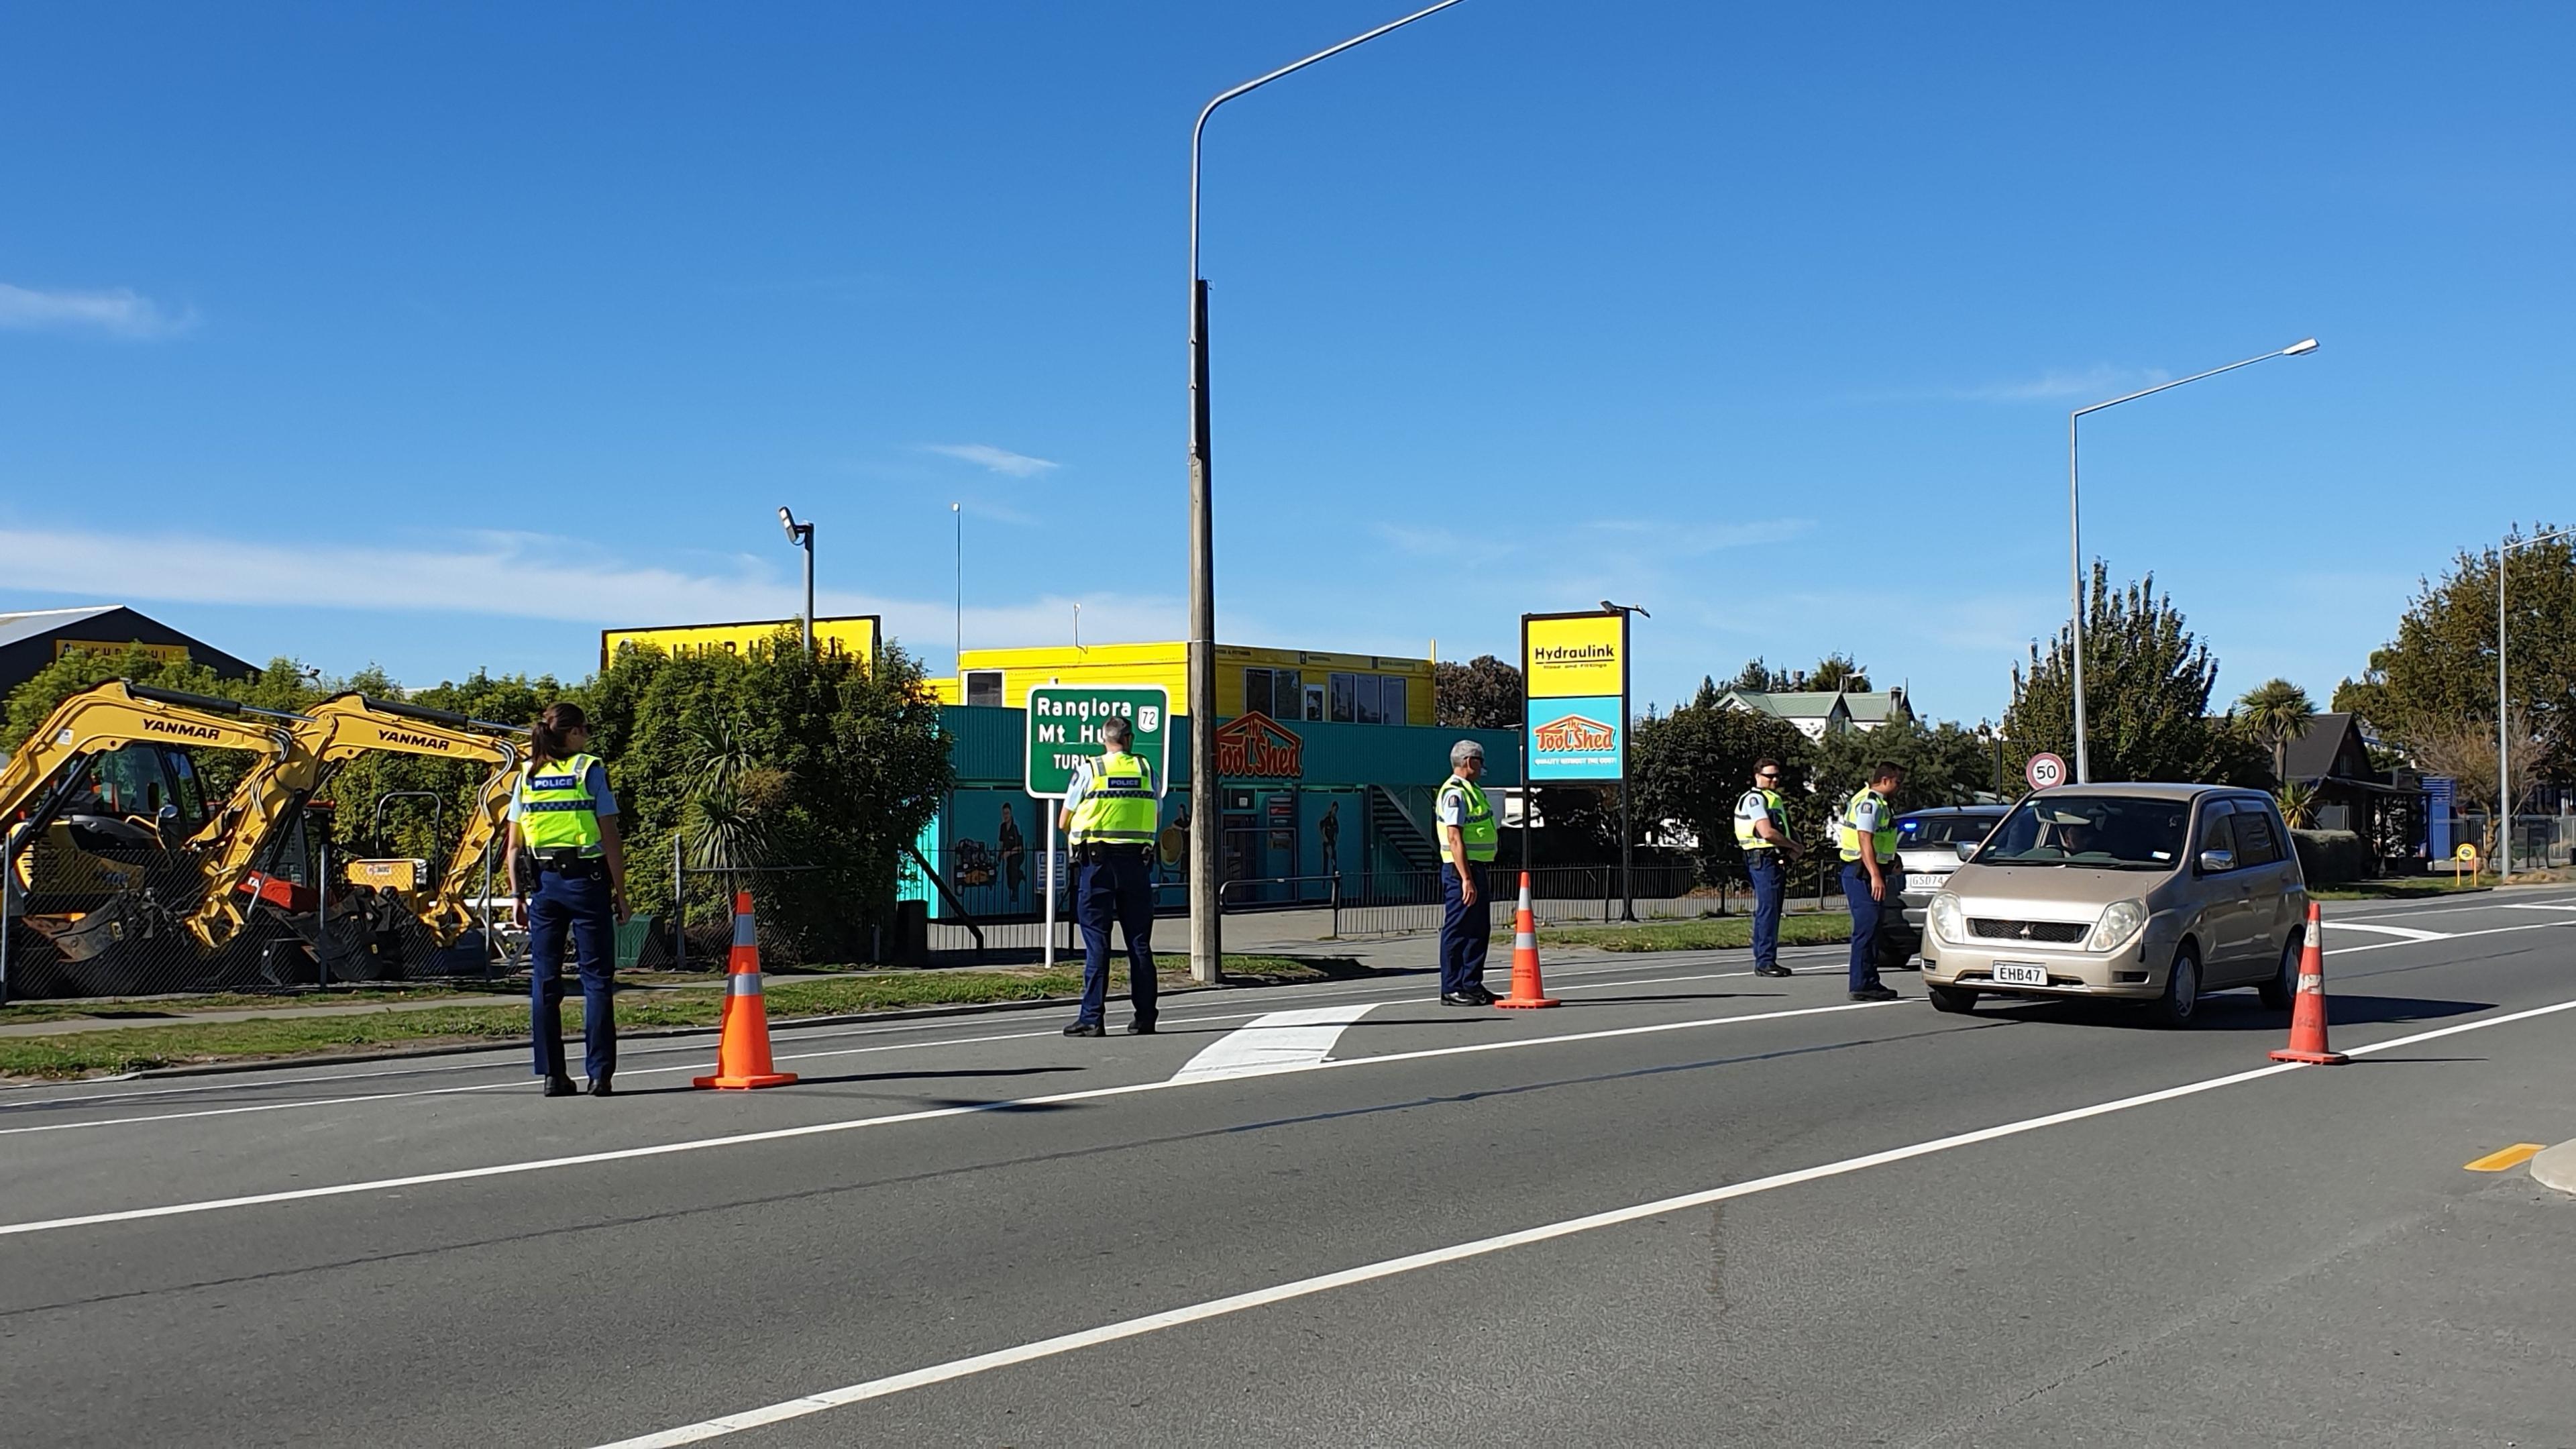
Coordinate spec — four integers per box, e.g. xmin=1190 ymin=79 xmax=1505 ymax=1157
xmin=506 ymin=702 xmax=630 ymax=1097
xmin=1838 ymin=761 xmax=1907 ymax=1003
xmin=1436 ymin=740 xmax=1500 ymax=1006
xmin=1059 ymin=712 xmax=1159 ymax=1037
xmin=1733 ymin=757 xmax=1804 ymax=979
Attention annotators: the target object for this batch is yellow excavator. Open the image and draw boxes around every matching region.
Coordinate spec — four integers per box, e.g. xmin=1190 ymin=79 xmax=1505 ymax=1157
xmin=3 ymin=682 xmax=527 ymax=996
xmin=208 ymin=692 xmax=527 ymax=961
xmin=1 ymin=681 xmax=309 ymax=977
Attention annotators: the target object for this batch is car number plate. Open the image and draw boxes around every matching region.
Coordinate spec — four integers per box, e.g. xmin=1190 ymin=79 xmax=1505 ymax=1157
xmin=1990 ymin=961 xmax=2049 ymax=987
xmin=1902 ymin=873 xmax=1947 ymax=893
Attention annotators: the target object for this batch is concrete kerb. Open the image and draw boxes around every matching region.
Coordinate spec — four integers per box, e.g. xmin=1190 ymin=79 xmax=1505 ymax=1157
xmin=2532 ymin=1140 xmax=2576 ymax=1195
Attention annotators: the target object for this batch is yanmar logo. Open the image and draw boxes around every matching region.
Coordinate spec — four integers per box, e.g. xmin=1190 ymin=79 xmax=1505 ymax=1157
xmin=1532 ymin=713 xmax=1615 ymax=753
xmin=378 ymin=729 xmax=453 ymax=752
xmin=146 ymin=719 xmax=226 ymax=742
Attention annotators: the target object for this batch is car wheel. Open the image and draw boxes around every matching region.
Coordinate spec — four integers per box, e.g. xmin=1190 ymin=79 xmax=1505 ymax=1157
xmin=2146 ymin=945 xmax=2200 ymax=1028
xmin=1927 ymin=984 xmax=1978 ymax=1014
xmin=2256 ymin=930 xmax=2301 ymax=1012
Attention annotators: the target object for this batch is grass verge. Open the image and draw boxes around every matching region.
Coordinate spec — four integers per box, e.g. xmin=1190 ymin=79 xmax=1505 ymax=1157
xmin=1501 ymin=913 xmax=1854 ymax=953
xmin=0 ymin=954 xmax=1335 ymax=1081
xmin=2309 ymin=877 xmax=2493 ymax=901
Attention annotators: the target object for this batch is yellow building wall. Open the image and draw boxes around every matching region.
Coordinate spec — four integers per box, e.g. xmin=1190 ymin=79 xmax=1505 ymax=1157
xmin=928 ymin=641 xmax=1434 ymax=723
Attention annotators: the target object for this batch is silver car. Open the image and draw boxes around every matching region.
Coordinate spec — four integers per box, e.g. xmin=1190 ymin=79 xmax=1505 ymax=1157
xmin=1894 ymin=806 xmax=2010 ymax=930
xmin=1921 ymin=784 xmax=2308 ymax=1026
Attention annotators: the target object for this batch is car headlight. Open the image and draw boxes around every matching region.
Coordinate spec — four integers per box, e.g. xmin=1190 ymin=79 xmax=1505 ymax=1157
xmin=1930 ymin=892 xmax=1966 ymax=945
xmin=2089 ymin=898 xmax=2146 ymax=952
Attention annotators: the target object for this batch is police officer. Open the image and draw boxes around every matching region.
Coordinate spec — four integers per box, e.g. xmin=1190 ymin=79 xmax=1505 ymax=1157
xmin=505 ymin=702 xmax=629 ymax=1097
xmin=1436 ymin=740 xmax=1499 ymax=1006
xmin=1733 ymin=757 xmax=1803 ymax=979
xmin=1838 ymin=760 xmax=1906 ymax=1003
xmin=1059 ymin=713 xmax=1158 ymax=1037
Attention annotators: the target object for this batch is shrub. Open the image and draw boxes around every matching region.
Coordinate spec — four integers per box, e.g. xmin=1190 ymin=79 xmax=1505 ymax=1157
xmin=2291 ymin=828 xmax=2371 ymax=884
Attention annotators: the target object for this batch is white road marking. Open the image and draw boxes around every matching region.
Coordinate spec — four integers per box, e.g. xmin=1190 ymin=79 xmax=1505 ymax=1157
xmin=0 ymin=964 xmax=1778 ymax=1134
xmin=1171 ymin=1004 xmax=1378 ymax=1082
xmin=588 ymin=991 xmax=2576 ymax=1447
xmin=2326 ymin=922 xmax=2449 ymax=942
xmin=2496 ymin=902 xmax=2576 ymax=913
xmin=0 ymin=999 xmax=1901 ymax=1237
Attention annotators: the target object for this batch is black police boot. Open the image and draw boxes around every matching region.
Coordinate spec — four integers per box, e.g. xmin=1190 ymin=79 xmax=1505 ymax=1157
xmin=1754 ymin=963 xmax=1794 ymax=978
xmin=1124 ymin=1019 xmax=1157 ymax=1035
xmin=1063 ymin=1020 xmax=1106 ymax=1038
xmin=1849 ymin=984 xmax=1901 ymax=1002
xmin=541 ymin=1075 xmax=579 ymax=1097
xmin=1440 ymin=992 xmax=1483 ymax=1008
xmin=587 ymin=1075 xmax=614 ymax=1097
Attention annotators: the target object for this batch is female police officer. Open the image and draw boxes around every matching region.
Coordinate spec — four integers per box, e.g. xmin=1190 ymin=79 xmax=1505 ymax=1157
xmin=505 ymin=702 xmax=630 ymax=1097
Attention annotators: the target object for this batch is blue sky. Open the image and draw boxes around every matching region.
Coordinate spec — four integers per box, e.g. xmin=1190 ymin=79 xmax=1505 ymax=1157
xmin=3 ymin=1 xmax=2569 ymax=725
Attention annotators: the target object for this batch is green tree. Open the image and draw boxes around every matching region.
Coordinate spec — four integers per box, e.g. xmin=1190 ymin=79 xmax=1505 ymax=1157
xmin=1434 ymin=655 xmax=1523 ymax=729
xmin=1627 ymin=695 xmax=1813 ymax=881
xmin=2002 ymin=564 xmax=2245 ymax=785
xmin=1729 ymin=658 xmax=1794 ymax=692
xmin=583 ymin=635 xmax=953 ymax=961
xmin=2237 ymin=678 xmax=2316 ymax=786
xmin=1809 ymin=720 xmax=1994 ymax=823
xmin=2336 ymin=524 xmax=2575 ymax=790
xmin=1809 ymin=654 xmax=1872 ymax=693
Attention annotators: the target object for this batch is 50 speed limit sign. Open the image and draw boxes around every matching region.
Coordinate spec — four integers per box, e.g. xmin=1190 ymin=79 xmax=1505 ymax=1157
xmin=2025 ymin=752 xmax=2068 ymax=791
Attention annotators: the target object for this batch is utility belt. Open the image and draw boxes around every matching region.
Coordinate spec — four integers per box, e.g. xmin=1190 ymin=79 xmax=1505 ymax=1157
xmin=530 ymin=849 xmax=607 ymax=879
xmin=1071 ymin=842 xmax=1153 ymax=865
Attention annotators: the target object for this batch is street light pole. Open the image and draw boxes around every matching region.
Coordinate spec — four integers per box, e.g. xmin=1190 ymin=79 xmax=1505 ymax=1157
xmin=777 ymin=505 xmax=815 ymax=653
xmin=1599 ymin=600 xmax=1648 ymax=920
xmin=952 ymin=501 xmax=965 ymax=671
xmin=2497 ymin=525 xmax=2575 ymax=875
xmin=2065 ymin=338 xmax=2316 ymax=784
xmin=1185 ymin=0 xmax=1468 ymax=985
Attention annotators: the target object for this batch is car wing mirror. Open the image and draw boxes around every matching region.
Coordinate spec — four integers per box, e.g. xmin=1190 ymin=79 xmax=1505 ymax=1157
xmin=1955 ymin=841 xmax=1978 ymax=861
xmin=2198 ymin=849 xmax=2235 ymax=873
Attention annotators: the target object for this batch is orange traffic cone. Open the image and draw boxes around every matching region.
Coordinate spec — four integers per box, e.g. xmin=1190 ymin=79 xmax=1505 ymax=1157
xmin=694 ymin=892 xmax=799 ymax=1089
xmin=2268 ymin=902 xmax=2347 ymax=1065
xmin=1493 ymin=871 xmax=1560 ymax=1009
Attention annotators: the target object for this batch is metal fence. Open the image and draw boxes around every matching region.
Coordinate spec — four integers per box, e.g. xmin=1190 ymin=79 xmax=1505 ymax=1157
xmin=1 ymin=823 xmax=512 ymax=1003
xmin=1326 ymin=861 xmax=1711 ymax=937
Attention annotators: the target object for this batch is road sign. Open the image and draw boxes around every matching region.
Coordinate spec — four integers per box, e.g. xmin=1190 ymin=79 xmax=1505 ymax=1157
xmin=1023 ymin=684 xmax=1170 ymax=799
xmin=2455 ymin=843 xmax=2479 ymax=861
xmin=1523 ymin=611 xmax=1629 ymax=784
xmin=2025 ymin=752 xmax=2067 ymax=792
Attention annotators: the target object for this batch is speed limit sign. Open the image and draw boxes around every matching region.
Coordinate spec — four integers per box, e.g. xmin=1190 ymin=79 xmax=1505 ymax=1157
xmin=2025 ymin=752 xmax=2067 ymax=791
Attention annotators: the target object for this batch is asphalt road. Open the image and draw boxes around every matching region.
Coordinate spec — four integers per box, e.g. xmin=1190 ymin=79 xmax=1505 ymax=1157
xmin=5 ymin=892 xmax=2575 ymax=1448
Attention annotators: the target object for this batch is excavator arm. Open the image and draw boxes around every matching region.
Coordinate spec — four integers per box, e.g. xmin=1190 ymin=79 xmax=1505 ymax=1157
xmin=0 ymin=681 xmax=300 ymax=827
xmin=197 ymin=694 xmax=525 ymax=948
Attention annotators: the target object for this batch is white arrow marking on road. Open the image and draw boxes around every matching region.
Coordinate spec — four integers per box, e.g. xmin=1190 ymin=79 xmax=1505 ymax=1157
xmin=2326 ymin=921 xmax=2450 ymax=942
xmin=1170 ymin=1004 xmax=1378 ymax=1083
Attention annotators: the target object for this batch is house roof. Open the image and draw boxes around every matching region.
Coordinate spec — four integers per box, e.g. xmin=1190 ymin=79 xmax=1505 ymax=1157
xmin=1717 ymin=687 xmax=1912 ymax=723
xmin=2282 ymin=712 xmax=2369 ymax=784
xmin=0 ymin=606 xmax=119 ymax=651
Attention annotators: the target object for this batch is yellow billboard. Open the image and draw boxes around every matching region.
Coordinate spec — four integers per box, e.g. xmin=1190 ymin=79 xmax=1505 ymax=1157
xmin=601 ymin=615 xmax=879 ymax=671
xmin=1522 ymin=612 xmax=1624 ymax=698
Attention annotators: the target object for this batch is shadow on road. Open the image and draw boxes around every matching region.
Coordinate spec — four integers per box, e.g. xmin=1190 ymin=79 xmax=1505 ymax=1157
xmin=1980 ymin=991 xmax=2493 ymax=1032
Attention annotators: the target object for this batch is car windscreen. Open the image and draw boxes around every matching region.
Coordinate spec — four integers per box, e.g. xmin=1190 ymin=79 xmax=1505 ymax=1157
xmin=1971 ymin=795 xmax=2189 ymax=869
xmin=1897 ymin=814 xmax=2002 ymax=847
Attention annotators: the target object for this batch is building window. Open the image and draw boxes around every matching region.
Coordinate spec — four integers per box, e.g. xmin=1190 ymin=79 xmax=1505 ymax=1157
xmin=1328 ymin=671 xmax=1409 ymax=724
xmin=1303 ymin=684 xmax=1326 ymax=721
xmin=965 ymin=670 xmax=1004 ymax=707
xmin=1243 ymin=667 xmax=1301 ymax=720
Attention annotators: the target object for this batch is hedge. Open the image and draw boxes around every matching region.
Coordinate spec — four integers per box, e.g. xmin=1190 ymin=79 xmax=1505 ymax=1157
xmin=2291 ymin=828 xmax=2372 ymax=884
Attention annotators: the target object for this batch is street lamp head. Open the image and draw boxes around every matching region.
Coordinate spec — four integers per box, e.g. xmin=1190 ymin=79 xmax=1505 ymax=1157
xmin=1601 ymin=599 xmax=1650 ymax=619
xmin=2282 ymin=338 xmax=2320 ymax=356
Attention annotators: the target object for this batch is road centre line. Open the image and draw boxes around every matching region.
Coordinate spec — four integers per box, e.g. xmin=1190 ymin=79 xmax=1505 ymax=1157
xmin=0 ymin=999 xmax=1902 ymax=1237
xmin=588 ymin=992 xmax=2576 ymax=1449
xmin=0 ymin=963 xmax=1785 ymax=1132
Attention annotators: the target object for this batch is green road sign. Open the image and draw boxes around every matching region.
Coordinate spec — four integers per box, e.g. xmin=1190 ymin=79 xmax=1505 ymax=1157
xmin=1023 ymin=684 xmax=1171 ymax=799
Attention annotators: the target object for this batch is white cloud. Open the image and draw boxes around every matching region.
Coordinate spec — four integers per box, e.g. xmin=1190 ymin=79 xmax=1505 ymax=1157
xmin=0 ymin=282 xmax=195 ymax=339
xmin=0 ymin=524 xmax=1181 ymax=655
xmin=922 ymin=443 xmax=1060 ymax=478
xmin=1943 ymin=364 xmax=2170 ymax=403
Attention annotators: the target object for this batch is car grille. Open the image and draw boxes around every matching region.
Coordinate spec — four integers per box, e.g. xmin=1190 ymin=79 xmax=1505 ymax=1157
xmin=1967 ymin=918 xmax=2089 ymax=944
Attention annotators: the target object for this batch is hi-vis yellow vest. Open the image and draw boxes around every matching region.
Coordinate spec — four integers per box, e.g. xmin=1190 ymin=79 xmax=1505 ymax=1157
xmin=1838 ymin=786 xmax=1898 ymax=864
xmin=1069 ymin=752 xmax=1157 ymax=846
xmin=518 ymin=753 xmax=604 ymax=857
xmin=1438 ymin=775 xmax=1499 ymax=865
xmin=1733 ymin=787 xmax=1787 ymax=852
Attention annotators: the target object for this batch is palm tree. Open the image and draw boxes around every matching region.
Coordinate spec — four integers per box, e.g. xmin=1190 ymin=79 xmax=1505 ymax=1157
xmin=2238 ymin=678 xmax=2316 ymax=786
